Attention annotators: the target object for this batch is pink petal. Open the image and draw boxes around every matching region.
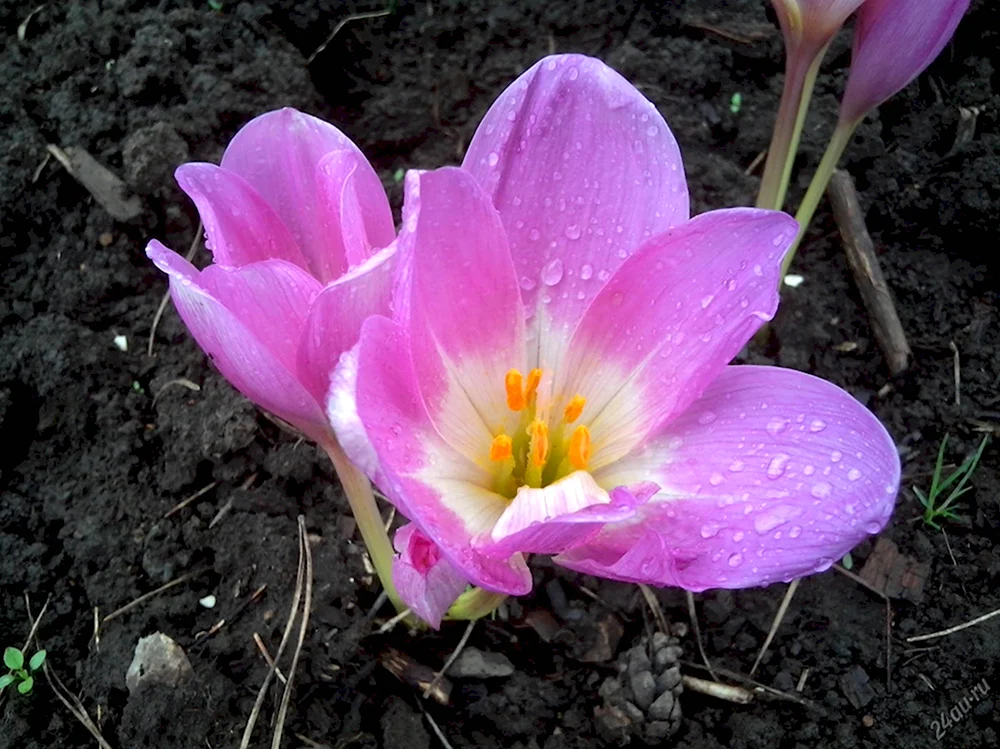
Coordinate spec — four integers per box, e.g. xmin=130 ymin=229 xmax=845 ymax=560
xmin=297 ymin=244 xmax=397 ymax=403
xmin=840 ymin=0 xmax=970 ymax=123
xmin=558 ymin=366 xmax=900 ymax=591
xmin=342 ymin=314 xmax=531 ymax=595
xmin=478 ymin=473 xmax=642 ymax=559
xmin=772 ymin=0 xmax=866 ymax=53
xmin=401 ymin=167 xmax=527 ymax=461
xmin=392 ymin=524 xmax=469 ymax=629
xmin=175 ymin=163 xmax=309 ymax=270
xmin=220 ymin=108 xmax=393 ymax=283
xmin=463 ymin=54 xmax=689 ymax=369
xmin=561 ymin=208 xmax=798 ymax=470
xmin=146 ymin=240 xmax=329 ymax=441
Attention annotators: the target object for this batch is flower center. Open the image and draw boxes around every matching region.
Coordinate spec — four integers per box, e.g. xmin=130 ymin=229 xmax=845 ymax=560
xmin=488 ymin=368 xmax=591 ymax=498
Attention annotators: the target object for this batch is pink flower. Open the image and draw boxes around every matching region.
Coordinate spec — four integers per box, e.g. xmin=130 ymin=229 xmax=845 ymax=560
xmin=392 ymin=524 xmax=469 ymax=628
xmin=147 ymin=109 xmax=397 ymax=443
xmin=771 ymin=1 xmax=867 ymax=57
xmin=330 ymin=55 xmax=900 ymax=601
xmin=840 ymin=0 xmax=970 ymax=124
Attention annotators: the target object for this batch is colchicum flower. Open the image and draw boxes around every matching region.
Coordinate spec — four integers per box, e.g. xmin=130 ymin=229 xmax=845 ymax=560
xmin=147 ymin=108 xmax=397 ymax=445
xmin=331 ymin=55 xmax=900 ymax=621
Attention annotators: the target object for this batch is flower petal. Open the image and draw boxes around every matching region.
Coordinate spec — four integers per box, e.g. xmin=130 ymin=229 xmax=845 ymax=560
xmin=298 ymin=243 xmax=397 ymax=403
xmin=561 ymin=208 xmax=798 ymax=470
xmin=479 ymin=473 xmax=643 ymax=559
xmin=393 ymin=524 xmax=469 ymax=629
xmin=772 ymin=0 xmax=866 ymax=52
xmin=220 ymin=108 xmax=392 ymax=282
xmin=463 ymin=54 xmax=689 ymax=370
xmin=147 ymin=240 xmax=329 ymax=441
xmin=402 ymin=167 xmax=527 ymax=462
xmin=840 ymin=0 xmax=970 ymax=123
xmin=341 ymin=314 xmax=531 ymax=594
xmin=175 ymin=163 xmax=309 ymax=270
xmin=559 ymin=366 xmax=900 ymax=590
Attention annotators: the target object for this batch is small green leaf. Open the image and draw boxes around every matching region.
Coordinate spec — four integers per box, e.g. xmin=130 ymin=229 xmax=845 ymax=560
xmin=29 ymin=650 xmax=46 ymax=671
xmin=17 ymin=675 xmax=34 ymax=694
xmin=841 ymin=552 xmax=854 ymax=570
xmin=0 ymin=673 xmax=15 ymax=690
xmin=729 ymin=92 xmax=743 ymax=114
xmin=3 ymin=647 xmax=23 ymax=670
xmin=393 ymin=168 xmax=405 ymax=183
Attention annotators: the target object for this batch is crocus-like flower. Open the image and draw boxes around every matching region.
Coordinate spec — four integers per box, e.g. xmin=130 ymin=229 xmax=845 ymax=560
xmin=840 ymin=0 xmax=970 ymax=124
xmin=332 ymin=55 xmax=900 ymax=610
xmin=147 ymin=108 xmax=397 ymax=444
xmin=771 ymin=0 xmax=867 ymax=58
xmin=392 ymin=524 xmax=469 ymax=628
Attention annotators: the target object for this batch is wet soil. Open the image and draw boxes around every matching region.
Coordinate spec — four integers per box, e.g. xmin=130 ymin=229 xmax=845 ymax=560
xmin=1 ymin=1 xmax=997 ymax=748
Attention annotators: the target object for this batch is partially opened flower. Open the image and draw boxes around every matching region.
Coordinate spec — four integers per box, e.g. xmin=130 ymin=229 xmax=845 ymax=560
xmin=147 ymin=108 xmax=397 ymax=444
xmin=771 ymin=0 xmax=866 ymax=58
xmin=840 ymin=0 xmax=970 ymax=125
xmin=331 ymin=55 xmax=900 ymax=607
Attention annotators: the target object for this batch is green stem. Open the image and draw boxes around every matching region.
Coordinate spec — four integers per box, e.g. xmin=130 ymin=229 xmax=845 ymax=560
xmin=445 ymin=586 xmax=507 ymax=621
xmin=782 ymin=118 xmax=859 ymax=277
xmin=322 ymin=438 xmax=407 ymax=615
xmin=756 ymin=44 xmax=827 ymax=211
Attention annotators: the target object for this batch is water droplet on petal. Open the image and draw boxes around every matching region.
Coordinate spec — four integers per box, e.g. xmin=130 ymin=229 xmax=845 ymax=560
xmin=529 ymin=228 xmax=541 ymax=241
xmin=729 ymin=459 xmax=745 ymax=472
xmin=810 ymin=482 xmax=832 ymax=499
xmin=700 ymin=523 xmax=721 ymax=539
xmin=753 ymin=264 xmax=763 ymax=277
xmin=732 ymin=530 xmax=745 ymax=542
xmin=766 ymin=418 xmax=788 ymax=436
xmin=830 ymin=450 xmax=843 ymax=463
xmin=847 ymin=468 xmax=862 ymax=481
xmin=788 ymin=526 xmax=802 ymax=539
xmin=809 ymin=419 xmax=827 ymax=433
xmin=727 ymin=553 xmax=744 ymax=568
xmin=542 ymin=259 xmax=564 ymax=286
xmin=487 ymin=152 xmax=499 ymax=167
xmin=698 ymin=411 xmax=717 ymax=425
xmin=709 ymin=473 xmax=724 ymax=486
xmin=766 ymin=453 xmax=790 ymax=479
xmin=568 ymin=66 xmax=579 ymax=80
xmin=700 ymin=294 xmax=714 ymax=309
xmin=864 ymin=520 xmax=882 ymax=534
xmin=580 ymin=263 xmax=593 ymax=280
xmin=813 ymin=557 xmax=833 ymax=572
xmin=564 ymin=224 xmax=581 ymax=240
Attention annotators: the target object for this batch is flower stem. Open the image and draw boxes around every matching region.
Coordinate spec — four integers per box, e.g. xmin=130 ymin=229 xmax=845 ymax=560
xmin=756 ymin=45 xmax=827 ymax=211
xmin=782 ymin=118 xmax=859 ymax=277
xmin=321 ymin=438 xmax=407 ymax=615
xmin=445 ymin=586 xmax=507 ymax=621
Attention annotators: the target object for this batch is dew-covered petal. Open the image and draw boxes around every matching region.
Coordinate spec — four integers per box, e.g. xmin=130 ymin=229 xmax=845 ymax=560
xmin=392 ymin=524 xmax=470 ymax=629
xmin=401 ymin=167 xmax=527 ymax=462
xmin=841 ymin=0 xmax=970 ymax=123
xmin=146 ymin=240 xmax=329 ymax=441
xmin=561 ymin=208 xmax=798 ymax=471
xmin=221 ymin=108 xmax=391 ymax=283
xmin=298 ymin=243 xmax=397 ymax=404
xmin=463 ymin=54 xmax=689 ymax=371
xmin=558 ymin=366 xmax=900 ymax=590
xmin=338 ymin=314 xmax=531 ymax=595
xmin=478 ymin=473 xmax=641 ymax=558
xmin=175 ymin=163 xmax=309 ymax=270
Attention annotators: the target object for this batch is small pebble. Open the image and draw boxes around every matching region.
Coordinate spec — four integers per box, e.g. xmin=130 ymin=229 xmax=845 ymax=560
xmin=630 ymin=671 xmax=656 ymax=709
xmin=449 ymin=648 xmax=514 ymax=679
xmin=648 ymin=690 xmax=676 ymax=721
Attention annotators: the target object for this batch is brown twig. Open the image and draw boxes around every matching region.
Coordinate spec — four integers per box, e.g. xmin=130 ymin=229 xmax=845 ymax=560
xmin=306 ymin=6 xmax=395 ymax=64
xmin=638 ymin=584 xmax=669 ymax=633
xmin=948 ymin=341 xmax=961 ymax=406
xmin=103 ymin=569 xmax=204 ymax=623
xmin=253 ymin=633 xmax=287 ymax=685
xmin=685 ymin=591 xmax=718 ymax=682
xmin=423 ymin=620 xmax=475 ymax=699
xmin=906 ymin=606 xmax=1000 ymax=643
xmin=827 ymin=170 xmax=911 ymax=375
xmin=381 ymin=649 xmax=452 ymax=705
xmin=163 ymin=481 xmax=218 ymax=519
xmin=750 ymin=578 xmax=800 ymax=676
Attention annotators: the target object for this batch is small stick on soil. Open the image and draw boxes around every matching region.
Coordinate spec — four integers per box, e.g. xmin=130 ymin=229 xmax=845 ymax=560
xmin=906 ymin=606 xmax=1000 ymax=643
xmin=796 ymin=667 xmax=811 ymax=692
xmin=827 ymin=169 xmax=912 ymax=376
xmin=103 ymin=569 xmax=204 ymax=623
xmin=152 ymin=378 xmax=201 ymax=405
xmin=751 ymin=578 xmax=800 ymax=676
xmin=253 ymin=633 xmax=287 ymax=685
xmin=376 ymin=607 xmax=414 ymax=634
xmin=832 ymin=563 xmax=889 ymax=601
xmin=271 ymin=516 xmax=313 ymax=749
xmin=46 ymin=144 xmax=143 ymax=221
xmin=424 ymin=620 xmax=475 ymax=699
xmin=163 ymin=481 xmax=218 ymax=519
xmin=686 ymin=591 xmax=719 ymax=682
xmin=941 ymin=529 xmax=959 ymax=568
xmin=744 ymin=148 xmax=767 ymax=176
xmin=306 ymin=7 xmax=395 ymax=64
xmin=381 ymin=649 xmax=452 ymax=705
xmin=419 ymin=703 xmax=457 ymax=749
xmin=638 ymin=584 xmax=669 ymax=633
xmin=682 ymin=675 xmax=755 ymax=704
xmin=148 ymin=224 xmax=201 ymax=357
xmin=92 ymin=606 xmax=100 ymax=652
xmin=681 ymin=659 xmax=818 ymax=709
xmin=949 ymin=340 xmax=961 ymax=406
xmin=885 ymin=600 xmax=893 ymax=693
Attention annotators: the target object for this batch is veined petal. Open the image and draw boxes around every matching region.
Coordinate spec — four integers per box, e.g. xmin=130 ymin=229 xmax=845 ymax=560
xmin=840 ymin=0 xmax=970 ymax=124
xmin=463 ymin=54 xmax=689 ymax=371
xmin=392 ymin=524 xmax=469 ymax=629
xmin=175 ymin=163 xmax=309 ymax=270
xmin=559 ymin=366 xmax=900 ymax=591
xmin=347 ymin=314 xmax=531 ymax=594
xmin=146 ymin=240 xmax=329 ymax=441
xmin=561 ymin=209 xmax=798 ymax=471
xmin=479 ymin=473 xmax=643 ymax=559
xmin=402 ymin=167 xmax=527 ymax=462
xmin=220 ymin=108 xmax=391 ymax=283
xmin=298 ymin=243 xmax=397 ymax=403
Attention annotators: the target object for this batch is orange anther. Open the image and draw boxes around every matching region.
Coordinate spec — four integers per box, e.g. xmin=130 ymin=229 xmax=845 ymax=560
xmin=568 ymin=426 xmax=591 ymax=470
xmin=489 ymin=434 xmax=513 ymax=462
xmin=527 ymin=419 xmax=550 ymax=467
xmin=563 ymin=394 xmax=586 ymax=424
xmin=524 ymin=368 xmax=543 ymax=403
xmin=505 ymin=369 xmax=525 ymax=411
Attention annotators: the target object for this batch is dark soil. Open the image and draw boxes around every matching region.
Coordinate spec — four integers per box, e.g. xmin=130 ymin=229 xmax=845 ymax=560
xmin=2 ymin=1 xmax=997 ymax=747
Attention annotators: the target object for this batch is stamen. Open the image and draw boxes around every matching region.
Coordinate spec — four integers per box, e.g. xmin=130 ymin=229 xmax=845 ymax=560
xmin=527 ymin=419 xmax=550 ymax=467
xmin=505 ymin=369 xmax=525 ymax=411
xmin=524 ymin=368 xmax=543 ymax=403
xmin=489 ymin=434 xmax=513 ymax=462
xmin=563 ymin=394 xmax=586 ymax=424
xmin=568 ymin=426 xmax=591 ymax=470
